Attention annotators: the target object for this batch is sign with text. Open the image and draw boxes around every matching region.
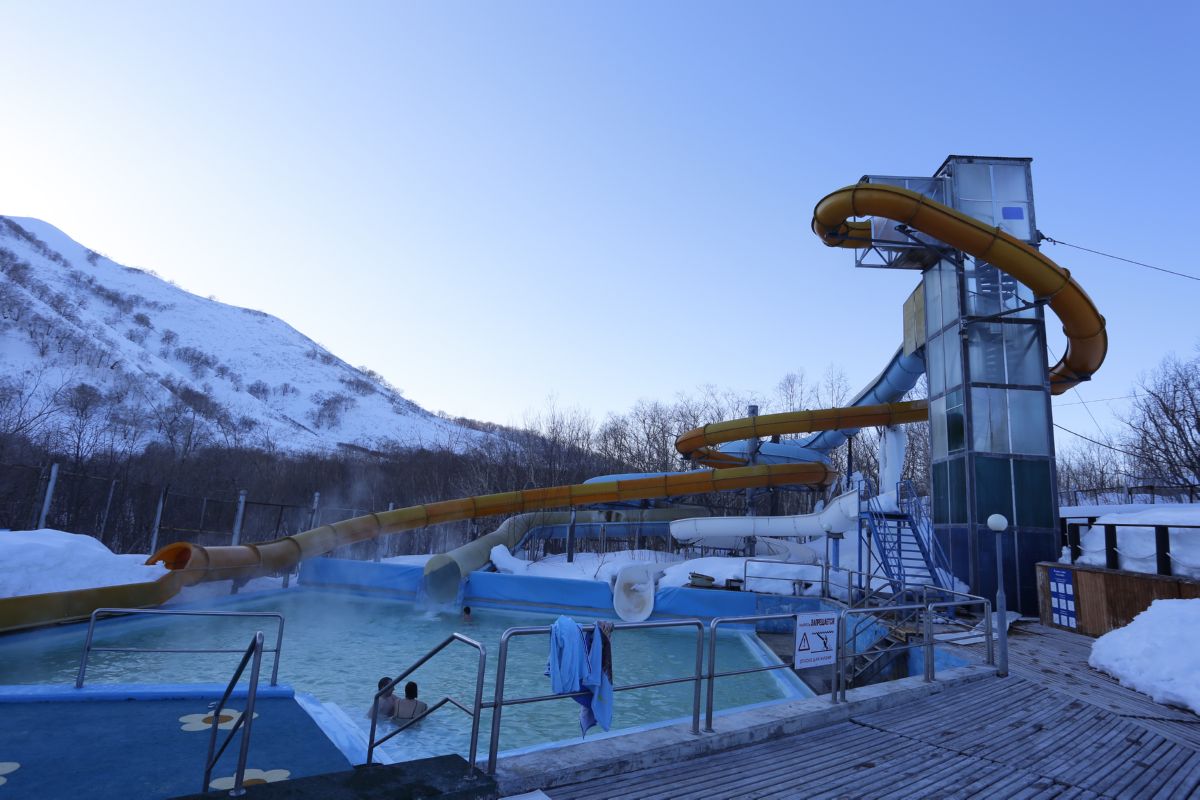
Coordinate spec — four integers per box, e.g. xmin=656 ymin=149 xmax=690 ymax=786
xmin=794 ymin=611 xmax=838 ymax=669
xmin=1048 ymin=567 xmax=1078 ymax=629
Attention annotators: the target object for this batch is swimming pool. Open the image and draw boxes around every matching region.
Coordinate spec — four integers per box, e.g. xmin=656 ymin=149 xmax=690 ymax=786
xmin=0 ymin=588 xmax=805 ymax=761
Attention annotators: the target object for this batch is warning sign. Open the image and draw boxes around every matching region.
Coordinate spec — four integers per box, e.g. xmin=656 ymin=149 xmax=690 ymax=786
xmin=794 ymin=611 xmax=837 ymax=669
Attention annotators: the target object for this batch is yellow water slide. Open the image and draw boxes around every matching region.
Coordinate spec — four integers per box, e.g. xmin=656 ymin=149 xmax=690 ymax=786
xmin=675 ymin=400 xmax=930 ymax=467
xmin=0 ymin=463 xmax=833 ymax=631
xmin=812 ymin=183 xmax=1107 ymax=394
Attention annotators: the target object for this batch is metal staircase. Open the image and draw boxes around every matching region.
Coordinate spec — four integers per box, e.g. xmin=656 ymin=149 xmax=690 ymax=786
xmin=858 ymin=480 xmax=953 ymax=593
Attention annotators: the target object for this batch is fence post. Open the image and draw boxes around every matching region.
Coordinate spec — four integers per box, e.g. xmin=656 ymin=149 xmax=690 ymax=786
xmin=1066 ymin=523 xmax=1082 ymax=563
xmin=309 ymin=492 xmax=321 ymax=529
xmin=1154 ymin=525 xmax=1171 ymax=576
xmin=149 ymin=487 xmax=168 ymax=556
xmin=98 ymin=479 xmax=118 ymax=541
xmin=231 ymin=490 xmax=248 ymax=546
xmin=375 ymin=502 xmax=394 ymax=562
xmin=1103 ymin=524 xmax=1119 ymax=570
xmin=36 ymin=463 xmax=60 ymax=529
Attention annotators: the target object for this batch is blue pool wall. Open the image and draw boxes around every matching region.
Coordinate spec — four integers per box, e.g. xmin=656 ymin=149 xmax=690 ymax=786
xmin=298 ymin=557 xmax=829 ymax=623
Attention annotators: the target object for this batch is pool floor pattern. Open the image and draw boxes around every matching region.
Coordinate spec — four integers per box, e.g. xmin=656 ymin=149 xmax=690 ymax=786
xmin=0 ymin=696 xmax=351 ymax=799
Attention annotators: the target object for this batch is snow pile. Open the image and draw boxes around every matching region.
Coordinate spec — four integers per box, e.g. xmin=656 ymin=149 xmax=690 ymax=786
xmin=1089 ymin=599 xmax=1200 ymax=713
xmin=660 ymin=556 xmax=826 ymax=596
xmin=492 ymin=549 xmax=682 ymax=584
xmin=1076 ymin=506 xmax=1200 ymax=579
xmin=0 ymin=529 xmax=168 ymax=598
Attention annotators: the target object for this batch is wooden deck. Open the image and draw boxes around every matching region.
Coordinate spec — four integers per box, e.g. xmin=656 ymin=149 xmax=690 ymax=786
xmin=546 ymin=623 xmax=1200 ymax=799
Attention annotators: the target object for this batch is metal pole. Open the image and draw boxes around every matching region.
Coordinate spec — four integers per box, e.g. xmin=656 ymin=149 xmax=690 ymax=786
xmin=923 ymin=607 xmax=934 ymax=682
xmin=37 ymin=462 xmax=59 ymax=529
xmin=467 ymin=644 xmax=487 ymax=770
xmin=566 ymin=508 xmax=576 ymax=563
xmin=691 ymin=623 xmax=703 ymax=735
xmin=309 ymin=491 xmax=320 ymax=529
xmin=149 ymin=486 xmax=168 ymax=556
xmin=231 ymin=490 xmax=247 ymax=546
xmin=98 ymin=478 xmax=118 ymax=540
xmin=704 ymin=619 xmax=720 ymax=731
xmin=994 ymin=525 xmax=1009 ymax=678
xmin=376 ymin=503 xmax=393 ymax=562
xmin=487 ymin=633 xmax=512 ymax=773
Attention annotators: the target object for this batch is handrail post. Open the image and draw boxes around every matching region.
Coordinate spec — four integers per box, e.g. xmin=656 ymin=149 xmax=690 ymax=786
xmin=487 ymin=632 xmax=512 ymax=774
xmin=923 ymin=605 xmax=934 ymax=682
xmin=467 ymin=642 xmax=487 ymax=770
xmin=983 ymin=600 xmax=994 ymax=666
xmin=229 ymin=633 xmax=264 ymax=796
xmin=829 ymin=613 xmax=841 ymax=705
xmin=691 ymin=622 xmax=703 ymax=735
xmin=270 ymin=616 xmax=284 ymax=687
xmin=75 ymin=609 xmax=103 ymax=689
xmin=704 ymin=618 xmax=720 ymax=732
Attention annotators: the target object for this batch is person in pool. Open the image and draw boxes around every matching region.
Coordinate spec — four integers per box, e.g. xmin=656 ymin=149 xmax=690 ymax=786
xmin=391 ymin=681 xmax=429 ymax=728
xmin=367 ymin=677 xmax=399 ymax=720
xmin=462 ymin=606 xmax=473 ymax=624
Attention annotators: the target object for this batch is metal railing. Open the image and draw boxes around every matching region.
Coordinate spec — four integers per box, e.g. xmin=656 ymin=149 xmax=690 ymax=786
xmin=75 ymin=608 xmax=285 ymax=688
xmin=742 ymin=558 xmax=816 ymax=595
xmin=1061 ymin=520 xmax=1200 ymax=577
xmin=202 ymin=631 xmax=265 ymax=797
xmin=704 ymin=613 xmax=806 ymax=732
xmin=830 ymin=586 xmax=994 ymax=703
xmin=366 ymin=633 xmax=487 ymax=769
xmin=486 ymin=619 xmax=705 ymax=774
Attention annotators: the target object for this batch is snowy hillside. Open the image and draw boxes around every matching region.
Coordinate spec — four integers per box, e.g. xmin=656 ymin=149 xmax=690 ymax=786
xmin=0 ymin=216 xmax=486 ymax=454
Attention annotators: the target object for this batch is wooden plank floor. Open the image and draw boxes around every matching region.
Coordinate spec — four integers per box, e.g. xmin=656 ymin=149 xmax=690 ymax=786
xmin=547 ymin=623 xmax=1200 ymax=799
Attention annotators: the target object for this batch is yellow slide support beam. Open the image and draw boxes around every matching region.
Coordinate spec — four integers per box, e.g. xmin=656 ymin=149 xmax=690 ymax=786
xmin=811 ymin=183 xmax=1107 ymax=394
xmin=0 ymin=462 xmax=833 ymax=632
xmin=675 ymin=400 xmax=929 ymax=467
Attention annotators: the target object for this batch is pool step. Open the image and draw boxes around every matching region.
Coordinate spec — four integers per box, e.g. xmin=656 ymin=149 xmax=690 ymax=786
xmin=170 ymin=754 xmax=498 ymax=800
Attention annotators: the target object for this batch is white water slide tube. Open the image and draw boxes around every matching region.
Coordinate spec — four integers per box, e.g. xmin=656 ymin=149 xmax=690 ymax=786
xmin=670 ymin=488 xmax=860 ymax=547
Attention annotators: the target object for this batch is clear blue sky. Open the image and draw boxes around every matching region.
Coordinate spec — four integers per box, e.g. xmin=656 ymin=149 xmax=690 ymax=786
xmin=2 ymin=1 xmax=1196 ymax=448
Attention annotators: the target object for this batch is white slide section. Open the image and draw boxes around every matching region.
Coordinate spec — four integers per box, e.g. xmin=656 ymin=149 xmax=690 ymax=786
xmin=612 ymin=563 xmax=657 ymax=622
xmin=670 ymin=488 xmax=859 ymax=546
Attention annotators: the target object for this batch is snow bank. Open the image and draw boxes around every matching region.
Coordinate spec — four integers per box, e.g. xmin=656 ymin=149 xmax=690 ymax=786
xmin=660 ymin=556 xmax=827 ymax=596
xmin=1089 ymin=599 xmax=1200 ymax=713
xmin=0 ymin=529 xmax=168 ymax=598
xmin=1076 ymin=506 xmax=1200 ymax=579
xmin=492 ymin=549 xmax=682 ymax=584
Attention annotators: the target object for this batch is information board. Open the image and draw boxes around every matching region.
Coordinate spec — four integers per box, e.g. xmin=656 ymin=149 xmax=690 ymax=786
xmin=1048 ymin=567 xmax=1077 ymax=629
xmin=794 ymin=611 xmax=838 ymax=669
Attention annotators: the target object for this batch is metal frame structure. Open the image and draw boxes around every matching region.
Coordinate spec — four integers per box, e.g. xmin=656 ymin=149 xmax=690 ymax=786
xmin=75 ymin=608 xmax=285 ymax=688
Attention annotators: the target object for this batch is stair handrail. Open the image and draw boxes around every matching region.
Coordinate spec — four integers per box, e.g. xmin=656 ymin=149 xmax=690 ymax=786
xmin=202 ymin=631 xmax=265 ymax=796
xmin=366 ymin=632 xmax=487 ymax=769
xmin=898 ymin=479 xmax=953 ymax=588
xmin=831 ymin=603 xmax=931 ymax=703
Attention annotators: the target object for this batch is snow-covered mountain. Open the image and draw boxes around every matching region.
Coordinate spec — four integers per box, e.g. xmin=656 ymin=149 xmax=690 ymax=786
xmin=0 ymin=216 xmax=486 ymax=455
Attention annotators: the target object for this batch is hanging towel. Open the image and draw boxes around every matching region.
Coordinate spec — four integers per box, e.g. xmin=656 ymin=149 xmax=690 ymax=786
xmin=545 ymin=616 xmax=614 ymax=737
xmin=580 ymin=621 xmax=613 ymax=735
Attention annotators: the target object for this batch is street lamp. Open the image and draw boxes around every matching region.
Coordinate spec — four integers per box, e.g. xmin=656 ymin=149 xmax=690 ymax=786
xmin=987 ymin=513 xmax=1009 ymax=677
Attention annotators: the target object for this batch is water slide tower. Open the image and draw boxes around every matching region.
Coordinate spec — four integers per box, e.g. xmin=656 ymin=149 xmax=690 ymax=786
xmin=857 ymin=156 xmax=1057 ymax=614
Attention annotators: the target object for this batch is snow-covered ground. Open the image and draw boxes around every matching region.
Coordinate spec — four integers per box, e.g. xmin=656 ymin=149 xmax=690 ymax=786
xmin=0 ymin=529 xmax=167 ymax=597
xmin=0 ymin=216 xmax=490 ymax=454
xmin=1070 ymin=505 xmax=1200 ymax=580
xmin=1089 ymin=599 xmax=1200 ymax=714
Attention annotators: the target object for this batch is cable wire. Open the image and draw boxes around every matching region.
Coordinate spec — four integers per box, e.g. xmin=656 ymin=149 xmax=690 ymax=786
xmin=1053 ymin=423 xmax=1144 ymax=460
xmin=1042 ymin=236 xmax=1200 ymax=283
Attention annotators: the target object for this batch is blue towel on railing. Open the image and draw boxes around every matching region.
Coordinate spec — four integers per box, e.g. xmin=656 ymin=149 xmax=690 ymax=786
xmin=545 ymin=616 xmax=612 ymax=736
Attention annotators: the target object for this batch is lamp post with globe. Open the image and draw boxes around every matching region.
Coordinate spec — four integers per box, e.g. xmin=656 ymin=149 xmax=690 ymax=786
xmin=987 ymin=513 xmax=1010 ymax=677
